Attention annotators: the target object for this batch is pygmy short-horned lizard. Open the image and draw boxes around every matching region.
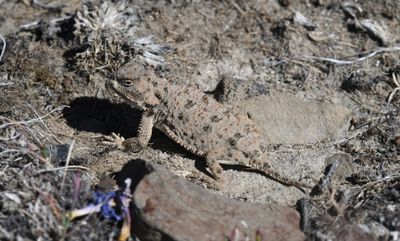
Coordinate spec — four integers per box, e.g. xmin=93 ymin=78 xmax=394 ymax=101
xmin=107 ymin=61 xmax=311 ymax=189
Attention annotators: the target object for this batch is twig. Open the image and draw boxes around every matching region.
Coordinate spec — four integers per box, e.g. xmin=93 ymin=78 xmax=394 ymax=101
xmin=32 ymin=0 xmax=64 ymax=10
xmin=0 ymin=149 xmax=22 ymax=155
xmin=0 ymin=146 xmax=48 ymax=163
xmin=24 ymin=126 xmax=43 ymax=147
xmin=37 ymin=165 xmax=90 ymax=173
xmin=0 ymin=34 xmax=6 ymax=62
xmin=333 ymin=125 xmax=370 ymax=145
xmin=0 ymin=105 xmax=67 ymax=129
xmin=353 ymin=174 xmax=400 ymax=208
xmin=0 ymin=164 xmax=9 ymax=175
xmin=0 ymin=82 xmax=13 ymax=86
xmin=59 ymin=140 xmax=75 ymax=194
xmin=229 ymin=0 xmax=245 ymax=15
xmin=19 ymin=20 xmax=42 ymax=31
xmin=28 ymin=104 xmax=62 ymax=144
xmin=388 ymin=73 xmax=400 ymax=103
xmin=305 ymin=45 xmax=400 ymax=65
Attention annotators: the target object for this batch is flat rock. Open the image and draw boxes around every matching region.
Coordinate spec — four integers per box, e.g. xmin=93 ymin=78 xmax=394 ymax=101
xmin=119 ymin=159 xmax=305 ymax=241
xmin=240 ymin=91 xmax=352 ymax=144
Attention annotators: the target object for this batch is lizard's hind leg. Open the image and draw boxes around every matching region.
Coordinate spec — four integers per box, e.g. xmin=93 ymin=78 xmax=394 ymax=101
xmin=206 ymin=153 xmax=225 ymax=181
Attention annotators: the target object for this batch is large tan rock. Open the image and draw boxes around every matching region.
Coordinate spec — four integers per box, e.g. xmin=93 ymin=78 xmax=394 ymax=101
xmin=122 ymin=159 xmax=305 ymax=241
xmin=241 ymin=91 xmax=352 ymax=144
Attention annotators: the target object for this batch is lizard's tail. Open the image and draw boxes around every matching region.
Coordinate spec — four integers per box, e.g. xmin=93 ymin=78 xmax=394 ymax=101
xmin=258 ymin=164 xmax=313 ymax=189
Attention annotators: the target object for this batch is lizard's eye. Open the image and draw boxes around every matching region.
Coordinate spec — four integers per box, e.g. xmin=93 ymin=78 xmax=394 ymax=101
xmin=121 ymin=79 xmax=134 ymax=87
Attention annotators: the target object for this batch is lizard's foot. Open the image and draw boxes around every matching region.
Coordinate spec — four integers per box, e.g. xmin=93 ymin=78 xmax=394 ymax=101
xmin=103 ymin=132 xmax=125 ymax=149
xmin=184 ymin=170 xmax=224 ymax=190
xmin=102 ymin=133 xmax=143 ymax=152
xmin=205 ymin=156 xmax=225 ymax=189
xmin=123 ymin=137 xmax=143 ymax=152
xmin=206 ymin=157 xmax=223 ymax=177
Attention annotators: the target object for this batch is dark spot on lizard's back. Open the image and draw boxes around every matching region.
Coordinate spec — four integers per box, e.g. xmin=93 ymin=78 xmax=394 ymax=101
xmin=211 ymin=115 xmax=223 ymax=122
xmin=202 ymin=95 xmax=209 ymax=104
xmin=178 ymin=112 xmax=184 ymax=120
xmin=227 ymin=152 xmax=233 ymax=158
xmin=247 ymin=112 xmax=252 ymax=119
xmin=203 ymin=124 xmax=212 ymax=133
xmin=251 ymin=150 xmax=261 ymax=159
xmin=223 ymin=110 xmax=230 ymax=118
xmin=184 ymin=100 xmax=196 ymax=109
xmin=227 ymin=137 xmax=237 ymax=147
xmin=234 ymin=132 xmax=244 ymax=139
xmin=163 ymin=86 xmax=168 ymax=94
xmin=245 ymin=124 xmax=253 ymax=131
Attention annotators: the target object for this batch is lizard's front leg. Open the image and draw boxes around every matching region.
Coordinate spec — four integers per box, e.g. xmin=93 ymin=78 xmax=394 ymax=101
xmin=135 ymin=111 xmax=154 ymax=148
xmin=104 ymin=111 xmax=155 ymax=152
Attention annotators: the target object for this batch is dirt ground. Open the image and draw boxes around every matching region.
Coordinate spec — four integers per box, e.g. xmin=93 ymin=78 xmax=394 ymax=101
xmin=0 ymin=0 xmax=399 ymax=240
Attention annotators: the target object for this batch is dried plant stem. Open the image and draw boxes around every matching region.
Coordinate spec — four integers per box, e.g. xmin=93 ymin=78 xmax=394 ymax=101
xmin=59 ymin=140 xmax=75 ymax=194
xmin=0 ymin=34 xmax=5 ymax=62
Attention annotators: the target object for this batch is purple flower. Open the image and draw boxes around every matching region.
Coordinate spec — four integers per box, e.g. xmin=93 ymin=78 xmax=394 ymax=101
xmin=67 ymin=178 xmax=133 ymax=241
xmin=93 ymin=191 xmax=122 ymax=221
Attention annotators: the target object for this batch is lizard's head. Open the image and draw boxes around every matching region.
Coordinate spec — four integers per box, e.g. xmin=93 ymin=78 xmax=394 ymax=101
xmin=108 ymin=62 xmax=160 ymax=111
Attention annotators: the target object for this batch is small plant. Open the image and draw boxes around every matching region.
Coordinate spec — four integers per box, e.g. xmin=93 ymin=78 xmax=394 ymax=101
xmin=74 ymin=0 xmax=170 ymax=73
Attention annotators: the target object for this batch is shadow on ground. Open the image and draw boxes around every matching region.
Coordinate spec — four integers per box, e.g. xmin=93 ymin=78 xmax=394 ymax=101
xmin=63 ymin=96 xmax=208 ymax=169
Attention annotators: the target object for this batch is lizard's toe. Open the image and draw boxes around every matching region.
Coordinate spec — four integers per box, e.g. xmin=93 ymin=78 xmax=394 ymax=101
xmin=102 ymin=132 xmax=126 ymax=149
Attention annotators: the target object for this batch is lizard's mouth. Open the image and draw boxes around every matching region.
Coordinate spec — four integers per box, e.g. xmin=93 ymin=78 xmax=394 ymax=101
xmin=107 ymin=79 xmax=146 ymax=111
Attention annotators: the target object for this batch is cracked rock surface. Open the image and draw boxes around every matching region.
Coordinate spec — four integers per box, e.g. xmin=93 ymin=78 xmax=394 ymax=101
xmin=117 ymin=159 xmax=305 ymax=241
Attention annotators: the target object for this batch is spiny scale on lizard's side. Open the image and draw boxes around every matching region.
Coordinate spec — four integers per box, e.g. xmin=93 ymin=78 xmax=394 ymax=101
xmin=108 ymin=61 xmax=311 ymax=189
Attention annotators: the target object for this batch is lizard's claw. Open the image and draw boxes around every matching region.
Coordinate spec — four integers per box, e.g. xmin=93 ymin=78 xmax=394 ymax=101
xmin=184 ymin=170 xmax=224 ymax=191
xmin=102 ymin=132 xmax=126 ymax=149
xmin=103 ymin=133 xmax=144 ymax=152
